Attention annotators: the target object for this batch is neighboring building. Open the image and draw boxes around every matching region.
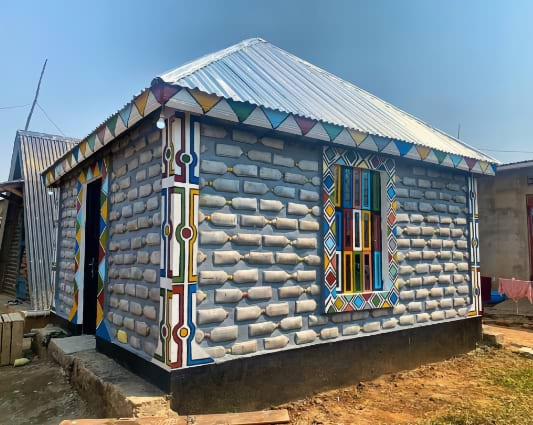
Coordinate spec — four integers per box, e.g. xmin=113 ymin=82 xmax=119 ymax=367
xmin=0 ymin=131 xmax=78 ymax=309
xmin=42 ymin=39 xmax=497 ymax=411
xmin=479 ymin=160 xmax=533 ymax=282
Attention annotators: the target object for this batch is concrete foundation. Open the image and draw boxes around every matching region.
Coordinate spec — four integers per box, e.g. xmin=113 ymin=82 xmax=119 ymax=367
xmin=41 ymin=331 xmax=172 ymax=418
xmin=170 ymin=316 xmax=482 ymax=414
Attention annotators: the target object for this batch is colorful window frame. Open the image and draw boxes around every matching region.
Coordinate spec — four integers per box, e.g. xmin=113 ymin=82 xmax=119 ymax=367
xmin=322 ymin=146 xmax=399 ymax=313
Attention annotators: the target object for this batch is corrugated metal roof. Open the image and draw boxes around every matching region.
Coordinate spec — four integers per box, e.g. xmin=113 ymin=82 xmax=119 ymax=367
xmin=497 ymin=159 xmax=533 ymax=171
xmin=159 ymin=38 xmax=496 ymax=163
xmin=11 ymin=131 xmax=78 ymax=310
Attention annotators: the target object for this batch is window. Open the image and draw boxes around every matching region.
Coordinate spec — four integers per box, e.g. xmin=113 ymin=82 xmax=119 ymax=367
xmin=322 ymin=146 xmax=399 ymax=313
xmin=333 ymin=165 xmax=383 ymax=293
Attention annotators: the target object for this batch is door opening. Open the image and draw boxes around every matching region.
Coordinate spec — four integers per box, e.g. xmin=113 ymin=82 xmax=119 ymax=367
xmin=83 ymin=179 xmax=102 ymax=335
xmin=527 ymin=196 xmax=533 ymax=281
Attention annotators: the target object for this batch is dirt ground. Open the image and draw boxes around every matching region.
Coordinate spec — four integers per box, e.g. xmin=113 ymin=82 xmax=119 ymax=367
xmin=0 ymin=357 xmax=96 ymax=425
xmin=282 ymin=347 xmax=533 ymax=425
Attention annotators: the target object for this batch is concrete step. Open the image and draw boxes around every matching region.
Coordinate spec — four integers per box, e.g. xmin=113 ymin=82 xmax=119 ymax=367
xmin=34 ymin=327 xmax=173 ymax=418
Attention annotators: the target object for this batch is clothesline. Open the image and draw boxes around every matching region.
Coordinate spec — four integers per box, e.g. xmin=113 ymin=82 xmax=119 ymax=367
xmin=498 ymin=278 xmax=533 ymax=314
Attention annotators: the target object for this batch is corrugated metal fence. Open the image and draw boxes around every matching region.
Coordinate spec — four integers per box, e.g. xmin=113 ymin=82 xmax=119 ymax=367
xmin=18 ymin=132 xmax=78 ymax=310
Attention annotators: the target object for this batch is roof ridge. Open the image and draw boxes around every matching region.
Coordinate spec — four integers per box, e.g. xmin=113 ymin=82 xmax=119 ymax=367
xmin=16 ymin=129 xmax=79 ymax=143
xmin=157 ymin=38 xmax=266 ymax=85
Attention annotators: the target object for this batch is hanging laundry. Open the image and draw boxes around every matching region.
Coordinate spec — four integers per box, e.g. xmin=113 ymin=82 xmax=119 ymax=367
xmin=498 ymin=278 xmax=533 ymax=304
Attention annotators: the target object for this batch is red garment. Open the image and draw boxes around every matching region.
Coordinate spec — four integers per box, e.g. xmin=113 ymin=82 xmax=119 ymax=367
xmin=498 ymin=278 xmax=533 ymax=304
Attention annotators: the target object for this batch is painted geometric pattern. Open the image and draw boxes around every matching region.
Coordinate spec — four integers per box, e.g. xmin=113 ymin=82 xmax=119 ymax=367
xmin=70 ymin=157 xmax=111 ymax=340
xmin=153 ymin=112 xmax=213 ymax=370
xmin=323 ymin=146 xmax=399 ymax=313
xmin=467 ymin=175 xmax=482 ymax=316
xmin=43 ymin=82 xmax=497 ymax=186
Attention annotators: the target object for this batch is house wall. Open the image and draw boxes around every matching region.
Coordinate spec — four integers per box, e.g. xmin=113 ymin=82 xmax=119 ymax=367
xmin=55 ymin=177 xmax=78 ymax=319
xmin=478 ymin=167 xmax=533 ymax=281
xmin=195 ymin=123 xmax=476 ymax=363
xmin=53 ymin=119 xmax=163 ymax=362
xmin=106 ymin=124 xmax=162 ymax=359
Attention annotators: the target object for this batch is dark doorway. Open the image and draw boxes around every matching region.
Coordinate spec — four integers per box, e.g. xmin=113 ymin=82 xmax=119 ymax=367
xmin=82 ymin=179 xmax=102 ymax=335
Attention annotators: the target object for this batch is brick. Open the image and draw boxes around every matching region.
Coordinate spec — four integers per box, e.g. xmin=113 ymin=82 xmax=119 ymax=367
xmin=399 ymin=315 xmax=415 ymax=325
xmin=143 ymin=269 xmax=157 ymax=283
xmin=243 ymin=181 xmax=269 ymax=195
xmin=408 ymin=302 xmax=423 ymax=312
xmin=231 ymin=197 xmax=260 ymax=212
xmin=265 ymin=303 xmax=289 ymax=317
xmin=231 ymin=341 xmax=257 ymax=356
xmin=299 ymin=219 xmax=319 ymax=231
xmin=201 ymin=159 xmax=227 ymax=175
xmin=205 ymin=346 xmax=226 ymax=358
xmin=430 ymin=287 xmax=444 ymax=297
xmin=233 ymin=164 xmax=258 ymax=177
xmin=445 ymin=309 xmax=457 ymax=319
xmin=135 ymin=321 xmax=150 ymax=336
xmin=260 ymin=137 xmax=284 ymax=150
xmin=383 ymin=318 xmax=398 ymax=329
xmin=235 ymin=306 xmax=263 ymax=321
xmin=363 ymin=322 xmax=381 ymax=332
xmin=264 ymin=335 xmax=289 ymax=350
xmin=425 ymin=300 xmax=438 ymax=310
xmin=198 ymin=308 xmax=228 ymax=324
xmin=240 ymin=215 xmax=267 ymax=228
xmin=259 ymin=199 xmax=283 ymax=212
xmin=215 ymin=288 xmax=243 ymax=303
xmin=260 ymin=167 xmax=283 ymax=180
xmin=210 ymin=326 xmax=238 ymax=342
xmin=244 ymin=251 xmax=274 ymax=265
xmin=295 ymin=330 xmax=317 ymax=345
xmin=419 ymin=203 xmax=433 ymax=212
xmin=213 ymin=251 xmax=241 ymax=265
xmin=232 ymin=129 xmax=257 ymax=144
xmin=280 ymin=316 xmax=303 ymax=331
xmin=415 ymin=289 xmax=429 ymax=299
xmin=249 ymin=322 xmax=277 ymax=337
xmin=201 ymin=194 xmax=227 ymax=209
xmin=273 ymin=154 xmax=294 ymax=168
xmin=320 ymin=327 xmax=339 ymax=340
xmin=213 ymin=178 xmax=240 ymax=193
xmin=200 ymin=123 xmax=227 ymax=138
xmin=130 ymin=302 xmax=142 ymax=316
xmin=135 ymin=285 xmax=148 ymax=299
xmin=343 ymin=325 xmax=361 ymax=336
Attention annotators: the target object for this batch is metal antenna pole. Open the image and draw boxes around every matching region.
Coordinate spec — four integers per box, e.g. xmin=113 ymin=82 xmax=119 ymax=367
xmin=24 ymin=59 xmax=47 ymax=131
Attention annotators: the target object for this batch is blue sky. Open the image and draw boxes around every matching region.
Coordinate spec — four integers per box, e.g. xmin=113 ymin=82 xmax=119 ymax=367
xmin=1 ymin=0 xmax=532 ymax=180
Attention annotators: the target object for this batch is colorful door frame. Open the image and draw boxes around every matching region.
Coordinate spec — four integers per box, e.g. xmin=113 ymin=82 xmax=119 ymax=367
xmin=68 ymin=157 xmax=111 ymax=339
xmin=153 ymin=111 xmax=213 ymax=370
xmin=467 ymin=175 xmax=482 ymax=316
xmin=322 ymin=146 xmax=399 ymax=313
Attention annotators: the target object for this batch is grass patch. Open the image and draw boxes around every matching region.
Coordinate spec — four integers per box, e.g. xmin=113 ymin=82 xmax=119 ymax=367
xmin=427 ymin=401 xmax=533 ymax=425
xmin=486 ymin=366 xmax=533 ymax=395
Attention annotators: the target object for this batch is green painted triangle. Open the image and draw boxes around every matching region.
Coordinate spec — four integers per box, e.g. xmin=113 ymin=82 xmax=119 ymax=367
xmin=87 ymin=134 xmax=96 ymax=152
xmin=107 ymin=114 xmax=119 ymax=136
xmin=227 ymin=99 xmax=255 ymax=122
xmin=434 ymin=150 xmax=447 ymax=164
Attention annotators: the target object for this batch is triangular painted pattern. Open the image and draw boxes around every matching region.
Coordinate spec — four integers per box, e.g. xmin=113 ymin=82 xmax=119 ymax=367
xmin=43 ymin=82 xmax=497 ymax=187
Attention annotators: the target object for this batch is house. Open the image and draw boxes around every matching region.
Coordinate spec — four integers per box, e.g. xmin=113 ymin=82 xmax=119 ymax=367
xmin=479 ymin=160 xmax=533 ymax=282
xmin=0 ymin=131 xmax=77 ymax=310
xmin=42 ymin=38 xmax=497 ymax=412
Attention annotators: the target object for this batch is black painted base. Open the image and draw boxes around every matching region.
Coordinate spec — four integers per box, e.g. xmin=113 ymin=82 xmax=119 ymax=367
xmin=96 ymin=336 xmax=170 ymax=392
xmin=170 ymin=317 xmax=482 ymax=414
